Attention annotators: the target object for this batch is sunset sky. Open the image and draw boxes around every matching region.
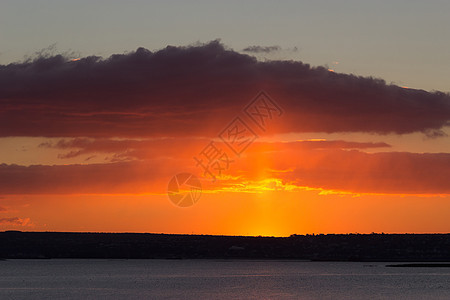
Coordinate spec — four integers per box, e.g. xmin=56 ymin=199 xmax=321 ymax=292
xmin=0 ymin=1 xmax=449 ymax=236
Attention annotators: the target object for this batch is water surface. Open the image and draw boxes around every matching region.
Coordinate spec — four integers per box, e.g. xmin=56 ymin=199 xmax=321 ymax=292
xmin=0 ymin=259 xmax=449 ymax=299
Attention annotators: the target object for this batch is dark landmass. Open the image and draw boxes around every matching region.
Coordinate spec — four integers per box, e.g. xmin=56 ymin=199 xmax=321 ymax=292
xmin=0 ymin=232 xmax=449 ymax=261
xmin=386 ymin=263 xmax=450 ymax=267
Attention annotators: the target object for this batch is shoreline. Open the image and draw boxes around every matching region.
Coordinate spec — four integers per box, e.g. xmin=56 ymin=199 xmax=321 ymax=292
xmin=1 ymin=231 xmax=449 ymax=261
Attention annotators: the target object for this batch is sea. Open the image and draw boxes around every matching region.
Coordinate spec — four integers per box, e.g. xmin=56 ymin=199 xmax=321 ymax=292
xmin=0 ymin=259 xmax=449 ymax=299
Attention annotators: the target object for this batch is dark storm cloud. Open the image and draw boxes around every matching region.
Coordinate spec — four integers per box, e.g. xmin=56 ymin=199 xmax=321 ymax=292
xmin=0 ymin=41 xmax=449 ymax=138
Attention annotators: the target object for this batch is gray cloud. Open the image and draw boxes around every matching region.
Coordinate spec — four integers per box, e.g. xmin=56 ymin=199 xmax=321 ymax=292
xmin=0 ymin=41 xmax=449 ymax=138
xmin=242 ymin=45 xmax=282 ymax=53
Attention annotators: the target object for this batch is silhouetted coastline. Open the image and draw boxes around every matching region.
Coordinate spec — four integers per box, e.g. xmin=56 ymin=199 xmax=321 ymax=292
xmin=386 ymin=263 xmax=450 ymax=267
xmin=1 ymin=231 xmax=449 ymax=261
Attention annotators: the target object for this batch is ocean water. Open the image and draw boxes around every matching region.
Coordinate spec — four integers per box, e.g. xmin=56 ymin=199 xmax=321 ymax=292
xmin=0 ymin=259 xmax=449 ymax=299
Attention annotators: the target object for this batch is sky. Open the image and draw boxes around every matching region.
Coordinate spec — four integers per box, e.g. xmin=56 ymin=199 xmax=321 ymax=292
xmin=0 ymin=1 xmax=449 ymax=236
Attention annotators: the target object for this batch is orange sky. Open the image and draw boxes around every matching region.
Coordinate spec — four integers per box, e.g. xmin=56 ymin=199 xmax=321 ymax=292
xmin=1 ymin=191 xmax=449 ymax=236
xmin=0 ymin=43 xmax=449 ymax=235
xmin=1 ymin=129 xmax=449 ymax=235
